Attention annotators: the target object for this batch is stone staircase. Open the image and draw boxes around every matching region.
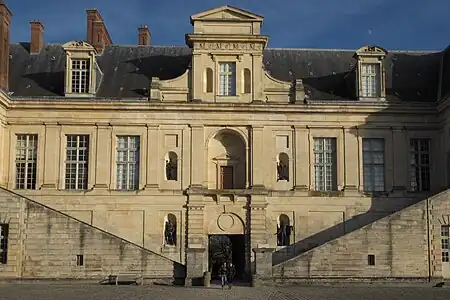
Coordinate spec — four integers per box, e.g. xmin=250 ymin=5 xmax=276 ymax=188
xmin=272 ymin=190 xmax=450 ymax=282
xmin=0 ymin=187 xmax=185 ymax=282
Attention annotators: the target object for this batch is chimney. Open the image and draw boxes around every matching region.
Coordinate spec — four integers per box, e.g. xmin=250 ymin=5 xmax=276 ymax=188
xmin=30 ymin=20 xmax=44 ymax=54
xmin=138 ymin=25 xmax=150 ymax=46
xmin=0 ymin=1 xmax=12 ymax=91
xmin=86 ymin=9 xmax=112 ymax=52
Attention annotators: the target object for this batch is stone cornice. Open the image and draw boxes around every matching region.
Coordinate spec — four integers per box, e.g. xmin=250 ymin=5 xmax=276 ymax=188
xmin=4 ymin=99 xmax=437 ymax=115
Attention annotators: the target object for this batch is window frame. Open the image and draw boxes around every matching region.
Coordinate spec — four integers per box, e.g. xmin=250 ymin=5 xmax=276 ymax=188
xmin=360 ymin=63 xmax=381 ymax=98
xmin=362 ymin=138 xmax=385 ymax=192
xmin=116 ymin=135 xmax=140 ymax=191
xmin=313 ymin=137 xmax=338 ymax=191
xmin=70 ymin=59 xmax=91 ymax=94
xmin=442 ymin=225 xmax=450 ymax=263
xmin=15 ymin=134 xmax=38 ymax=190
xmin=218 ymin=62 xmax=236 ymax=96
xmin=64 ymin=134 xmax=89 ymax=190
xmin=409 ymin=138 xmax=431 ymax=192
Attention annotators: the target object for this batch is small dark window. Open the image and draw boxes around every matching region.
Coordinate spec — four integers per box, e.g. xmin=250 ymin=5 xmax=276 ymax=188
xmin=243 ymin=68 xmax=251 ymax=93
xmin=0 ymin=224 xmax=8 ymax=264
xmin=368 ymin=254 xmax=375 ymax=266
xmin=206 ymin=68 xmax=213 ymax=93
xmin=76 ymin=255 xmax=84 ymax=266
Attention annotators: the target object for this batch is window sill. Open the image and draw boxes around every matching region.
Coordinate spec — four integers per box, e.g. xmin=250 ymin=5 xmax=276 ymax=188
xmin=309 ymin=190 xmax=344 ymax=197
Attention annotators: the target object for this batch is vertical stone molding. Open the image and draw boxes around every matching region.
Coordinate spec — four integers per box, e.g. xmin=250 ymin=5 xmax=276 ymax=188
xmin=190 ymin=125 xmax=204 ymax=187
xmin=251 ymin=126 xmax=265 ymax=188
xmin=343 ymin=127 xmax=359 ymax=191
xmin=41 ymin=123 xmax=60 ymax=189
xmin=392 ymin=127 xmax=408 ymax=192
xmin=93 ymin=123 xmax=111 ymax=189
xmin=145 ymin=124 xmax=159 ymax=189
xmin=293 ymin=126 xmax=309 ymax=191
xmin=185 ymin=247 xmax=206 ymax=286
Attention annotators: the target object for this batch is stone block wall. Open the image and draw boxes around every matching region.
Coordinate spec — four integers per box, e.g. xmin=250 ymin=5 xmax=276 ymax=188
xmin=0 ymin=188 xmax=185 ymax=280
xmin=273 ymin=199 xmax=431 ymax=279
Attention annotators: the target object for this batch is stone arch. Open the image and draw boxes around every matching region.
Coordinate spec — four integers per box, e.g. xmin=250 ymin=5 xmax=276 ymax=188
xmin=164 ymin=151 xmax=178 ymax=181
xmin=207 ymin=128 xmax=248 ymax=189
xmin=163 ymin=213 xmax=177 ymax=246
xmin=276 ymin=152 xmax=289 ymax=181
xmin=208 ymin=212 xmax=245 ymax=235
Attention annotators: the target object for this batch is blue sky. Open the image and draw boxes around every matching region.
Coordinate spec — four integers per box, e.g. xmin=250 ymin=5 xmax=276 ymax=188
xmin=6 ymin=0 xmax=448 ymax=50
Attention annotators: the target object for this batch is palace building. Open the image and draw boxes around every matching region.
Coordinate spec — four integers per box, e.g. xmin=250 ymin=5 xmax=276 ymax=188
xmin=1 ymin=2 xmax=450 ymax=285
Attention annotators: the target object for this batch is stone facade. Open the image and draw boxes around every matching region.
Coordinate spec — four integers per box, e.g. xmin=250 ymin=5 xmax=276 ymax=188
xmin=0 ymin=4 xmax=449 ymax=283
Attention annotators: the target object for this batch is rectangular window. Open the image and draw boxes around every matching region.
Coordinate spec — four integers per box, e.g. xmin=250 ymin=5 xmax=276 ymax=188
xmin=0 ymin=224 xmax=8 ymax=264
xmin=116 ymin=136 xmax=140 ymax=190
xmin=71 ymin=59 xmax=90 ymax=93
xmin=442 ymin=225 xmax=450 ymax=263
xmin=220 ymin=166 xmax=234 ymax=189
xmin=65 ymin=135 xmax=89 ymax=190
xmin=15 ymin=134 xmax=38 ymax=190
xmin=362 ymin=138 xmax=385 ymax=192
xmin=314 ymin=138 xmax=337 ymax=191
xmin=409 ymin=138 xmax=431 ymax=192
xmin=360 ymin=63 xmax=381 ymax=97
xmin=218 ymin=62 xmax=236 ymax=96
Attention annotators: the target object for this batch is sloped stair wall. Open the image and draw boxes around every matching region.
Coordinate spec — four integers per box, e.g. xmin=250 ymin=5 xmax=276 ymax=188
xmin=0 ymin=187 xmax=185 ymax=281
xmin=273 ymin=190 xmax=450 ymax=281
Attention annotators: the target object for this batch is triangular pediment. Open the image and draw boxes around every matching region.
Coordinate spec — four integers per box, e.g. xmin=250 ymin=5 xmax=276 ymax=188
xmin=191 ymin=5 xmax=263 ymax=23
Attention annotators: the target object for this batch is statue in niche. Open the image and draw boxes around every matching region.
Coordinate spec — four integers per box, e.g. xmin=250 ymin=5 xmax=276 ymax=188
xmin=164 ymin=219 xmax=176 ymax=246
xmin=277 ymin=161 xmax=289 ymax=181
xmin=165 ymin=158 xmax=177 ymax=181
xmin=276 ymin=222 xmax=291 ymax=246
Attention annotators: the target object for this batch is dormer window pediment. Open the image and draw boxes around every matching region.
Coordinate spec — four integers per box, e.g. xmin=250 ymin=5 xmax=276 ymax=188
xmin=62 ymin=40 xmax=102 ymax=97
xmin=354 ymin=45 xmax=387 ymax=101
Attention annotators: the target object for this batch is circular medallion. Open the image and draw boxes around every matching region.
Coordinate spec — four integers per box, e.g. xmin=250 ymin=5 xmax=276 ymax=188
xmin=218 ymin=214 xmax=234 ymax=231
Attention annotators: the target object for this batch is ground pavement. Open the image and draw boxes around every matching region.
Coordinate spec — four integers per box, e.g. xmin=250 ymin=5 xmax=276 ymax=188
xmin=0 ymin=282 xmax=448 ymax=300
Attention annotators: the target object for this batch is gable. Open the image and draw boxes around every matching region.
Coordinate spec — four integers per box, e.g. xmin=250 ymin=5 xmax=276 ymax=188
xmin=190 ymin=5 xmax=263 ymax=23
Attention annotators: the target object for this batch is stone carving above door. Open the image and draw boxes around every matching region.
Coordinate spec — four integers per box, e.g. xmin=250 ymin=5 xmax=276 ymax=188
xmin=208 ymin=212 xmax=244 ymax=235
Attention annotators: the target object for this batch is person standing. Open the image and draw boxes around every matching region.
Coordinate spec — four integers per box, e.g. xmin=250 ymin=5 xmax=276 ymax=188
xmin=227 ymin=262 xmax=236 ymax=289
xmin=219 ymin=262 xmax=228 ymax=289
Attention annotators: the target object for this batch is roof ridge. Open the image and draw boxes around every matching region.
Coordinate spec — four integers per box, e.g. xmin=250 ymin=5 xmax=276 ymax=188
xmin=266 ymin=47 xmax=440 ymax=53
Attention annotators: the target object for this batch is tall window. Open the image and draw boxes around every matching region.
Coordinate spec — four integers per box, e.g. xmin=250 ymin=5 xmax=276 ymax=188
xmin=15 ymin=134 xmax=38 ymax=190
xmin=442 ymin=225 xmax=450 ymax=262
xmin=218 ymin=62 xmax=236 ymax=96
xmin=65 ymin=135 xmax=89 ymax=190
xmin=314 ymin=138 xmax=337 ymax=191
xmin=360 ymin=63 xmax=380 ymax=97
xmin=116 ymin=136 xmax=140 ymax=190
xmin=0 ymin=224 xmax=7 ymax=264
xmin=410 ymin=138 xmax=431 ymax=192
xmin=71 ymin=59 xmax=90 ymax=93
xmin=362 ymin=138 xmax=385 ymax=192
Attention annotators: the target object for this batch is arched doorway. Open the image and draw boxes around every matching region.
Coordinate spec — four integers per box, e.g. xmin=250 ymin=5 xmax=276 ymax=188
xmin=207 ymin=129 xmax=247 ymax=190
xmin=207 ymin=212 xmax=248 ymax=281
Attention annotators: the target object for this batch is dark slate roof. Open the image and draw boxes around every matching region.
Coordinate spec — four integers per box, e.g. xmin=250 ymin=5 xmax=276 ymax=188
xmin=9 ymin=43 xmax=442 ymax=102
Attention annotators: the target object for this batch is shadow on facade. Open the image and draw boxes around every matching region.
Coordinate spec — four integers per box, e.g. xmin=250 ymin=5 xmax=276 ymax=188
xmin=270 ymin=49 xmax=443 ymax=266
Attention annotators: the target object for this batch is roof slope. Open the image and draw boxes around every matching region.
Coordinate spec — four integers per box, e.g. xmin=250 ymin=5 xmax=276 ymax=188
xmin=9 ymin=43 xmax=442 ymax=102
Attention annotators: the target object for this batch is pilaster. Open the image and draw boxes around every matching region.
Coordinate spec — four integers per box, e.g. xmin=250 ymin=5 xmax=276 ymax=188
xmin=41 ymin=123 xmax=60 ymax=189
xmin=145 ymin=124 xmax=159 ymax=190
xmin=93 ymin=123 xmax=111 ymax=189
xmin=251 ymin=54 xmax=264 ymax=102
xmin=293 ymin=126 xmax=309 ymax=191
xmin=185 ymin=247 xmax=206 ymax=286
xmin=190 ymin=125 xmax=204 ymax=187
xmin=251 ymin=126 xmax=265 ymax=188
xmin=392 ymin=127 xmax=408 ymax=192
xmin=250 ymin=194 xmax=268 ymax=248
xmin=343 ymin=127 xmax=359 ymax=191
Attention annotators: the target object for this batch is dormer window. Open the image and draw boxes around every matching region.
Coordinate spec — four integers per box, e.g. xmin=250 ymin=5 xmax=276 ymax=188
xmin=218 ymin=62 xmax=236 ymax=96
xmin=360 ymin=63 xmax=381 ymax=97
xmin=62 ymin=41 xmax=102 ymax=97
xmin=71 ymin=59 xmax=90 ymax=93
xmin=354 ymin=45 xmax=387 ymax=101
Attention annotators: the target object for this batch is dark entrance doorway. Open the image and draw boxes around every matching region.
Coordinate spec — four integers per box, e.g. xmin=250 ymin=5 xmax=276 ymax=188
xmin=208 ymin=234 xmax=246 ymax=280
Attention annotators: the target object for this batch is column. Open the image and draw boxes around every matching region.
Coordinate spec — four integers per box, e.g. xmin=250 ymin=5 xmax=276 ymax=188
xmin=251 ymin=126 xmax=264 ymax=188
xmin=191 ymin=53 xmax=202 ymax=102
xmin=145 ymin=124 xmax=159 ymax=189
xmin=293 ymin=126 xmax=309 ymax=191
xmin=392 ymin=127 xmax=408 ymax=191
xmin=252 ymin=54 xmax=264 ymax=102
xmin=41 ymin=123 xmax=60 ymax=189
xmin=190 ymin=125 xmax=204 ymax=188
xmin=343 ymin=127 xmax=359 ymax=191
xmin=93 ymin=124 xmax=111 ymax=189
